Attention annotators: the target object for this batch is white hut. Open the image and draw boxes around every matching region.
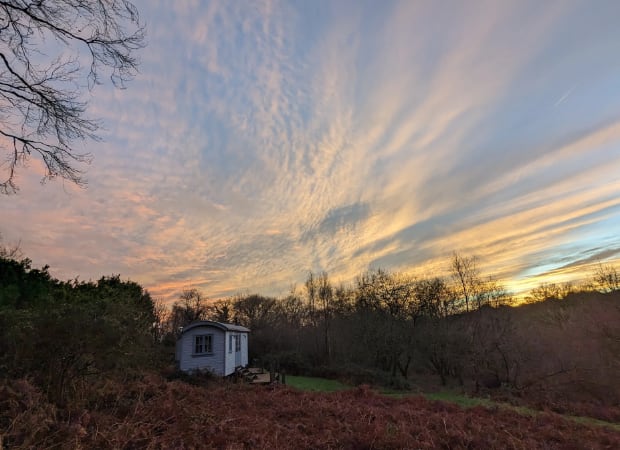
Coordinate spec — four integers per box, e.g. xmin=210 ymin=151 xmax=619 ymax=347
xmin=175 ymin=321 xmax=250 ymax=376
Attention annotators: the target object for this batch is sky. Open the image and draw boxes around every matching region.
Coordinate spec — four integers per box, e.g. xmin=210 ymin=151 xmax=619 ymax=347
xmin=2 ymin=0 xmax=620 ymax=303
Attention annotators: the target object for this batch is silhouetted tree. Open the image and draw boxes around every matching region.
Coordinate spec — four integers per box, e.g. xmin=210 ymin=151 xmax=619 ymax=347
xmin=451 ymin=252 xmax=478 ymax=312
xmin=450 ymin=252 xmax=511 ymax=310
xmin=167 ymin=288 xmax=210 ymax=334
xmin=354 ymin=270 xmax=416 ymax=377
xmin=232 ymin=294 xmax=277 ymax=360
xmin=527 ymin=282 xmax=575 ymax=303
xmin=414 ymin=277 xmax=455 ymax=319
xmin=0 ymin=0 xmax=145 ymax=193
xmin=412 ymin=277 xmax=463 ymax=385
xmin=316 ymin=272 xmax=334 ymax=362
xmin=206 ymin=298 xmax=235 ymax=323
xmin=593 ymin=263 xmax=620 ymax=293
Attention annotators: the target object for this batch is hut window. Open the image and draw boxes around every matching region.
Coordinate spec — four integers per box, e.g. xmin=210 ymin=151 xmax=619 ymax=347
xmin=194 ymin=334 xmax=213 ymax=354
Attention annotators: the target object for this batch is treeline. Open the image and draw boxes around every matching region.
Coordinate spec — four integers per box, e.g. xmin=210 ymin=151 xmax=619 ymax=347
xmin=163 ymin=255 xmax=620 ymax=407
xmin=1 ymin=244 xmax=618 ymax=411
xmin=1 ymin=249 xmax=618 ymax=448
xmin=163 ymin=254 xmax=508 ymax=378
xmin=0 ymin=255 xmax=162 ymax=405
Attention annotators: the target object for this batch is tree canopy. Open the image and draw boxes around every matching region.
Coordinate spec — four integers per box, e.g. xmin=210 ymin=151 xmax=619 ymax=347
xmin=0 ymin=254 xmax=159 ymax=403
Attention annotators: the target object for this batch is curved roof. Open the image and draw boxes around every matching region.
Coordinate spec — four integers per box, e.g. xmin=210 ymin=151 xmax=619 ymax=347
xmin=181 ymin=320 xmax=250 ymax=334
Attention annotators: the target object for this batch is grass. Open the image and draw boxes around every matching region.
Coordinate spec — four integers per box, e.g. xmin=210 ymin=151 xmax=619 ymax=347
xmin=424 ymin=391 xmax=497 ymax=408
xmin=287 ymin=376 xmax=620 ymax=431
xmin=568 ymin=414 xmax=620 ymax=431
xmin=422 ymin=391 xmax=620 ymax=431
xmin=286 ymin=375 xmax=351 ymax=392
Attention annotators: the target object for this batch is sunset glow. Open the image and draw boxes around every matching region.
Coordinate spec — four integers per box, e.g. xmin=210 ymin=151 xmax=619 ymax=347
xmin=2 ymin=0 xmax=620 ymax=303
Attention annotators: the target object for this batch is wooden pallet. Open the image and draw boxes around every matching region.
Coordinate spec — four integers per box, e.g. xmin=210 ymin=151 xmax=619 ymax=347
xmin=235 ymin=367 xmax=283 ymax=384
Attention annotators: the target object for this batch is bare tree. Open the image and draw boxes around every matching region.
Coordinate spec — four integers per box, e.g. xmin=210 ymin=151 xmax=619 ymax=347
xmin=527 ymin=282 xmax=576 ymax=303
xmin=150 ymin=297 xmax=168 ymax=342
xmin=167 ymin=288 xmax=210 ymax=335
xmin=593 ymin=263 xmax=620 ymax=293
xmin=317 ymin=271 xmax=333 ymax=362
xmin=450 ymin=252 xmax=511 ymax=311
xmin=414 ymin=277 xmax=455 ymax=319
xmin=354 ymin=269 xmax=417 ymax=377
xmin=305 ymin=271 xmax=317 ymax=324
xmin=478 ymin=276 xmax=513 ymax=308
xmin=0 ymin=0 xmax=145 ymax=193
xmin=451 ymin=252 xmax=479 ymax=312
xmin=206 ymin=298 xmax=235 ymax=323
xmin=0 ymin=231 xmax=21 ymax=258
xmin=232 ymin=294 xmax=276 ymax=330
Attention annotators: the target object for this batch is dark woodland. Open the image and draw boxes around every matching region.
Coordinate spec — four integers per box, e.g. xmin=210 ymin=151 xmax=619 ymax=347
xmin=1 ymin=246 xmax=619 ymax=448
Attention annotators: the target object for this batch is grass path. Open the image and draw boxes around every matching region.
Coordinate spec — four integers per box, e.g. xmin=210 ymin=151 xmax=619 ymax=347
xmin=286 ymin=375 xmax=350 ymax=392
xmin=422 ymin=391 xmax=620 ymax=431
xmin=286 ymin=375 xmax=620 ymax=432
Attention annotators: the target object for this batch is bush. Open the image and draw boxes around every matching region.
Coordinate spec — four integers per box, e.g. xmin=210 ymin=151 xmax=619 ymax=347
xmin=165 ymin=368 xmax=215 ymax=387
xmin=0 ymin=256 xmax=161 ymax=405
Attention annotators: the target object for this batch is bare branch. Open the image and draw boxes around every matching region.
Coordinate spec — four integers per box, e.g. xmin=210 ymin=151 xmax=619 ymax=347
xmin=0 ymin=0 xmax=145 ymax=193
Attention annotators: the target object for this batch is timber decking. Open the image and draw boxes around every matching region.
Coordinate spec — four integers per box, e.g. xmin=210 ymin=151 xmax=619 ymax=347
xmin=236 ymin=367 xmax=284 ymax=385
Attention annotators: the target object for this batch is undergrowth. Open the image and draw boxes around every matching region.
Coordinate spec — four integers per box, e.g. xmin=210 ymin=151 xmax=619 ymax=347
xmin=2 ymin=374 xmax=619 ymax=449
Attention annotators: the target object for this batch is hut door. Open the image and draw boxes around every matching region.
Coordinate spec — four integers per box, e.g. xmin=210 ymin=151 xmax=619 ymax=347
xmin=235 ymin=334 xmax=242 ymax=366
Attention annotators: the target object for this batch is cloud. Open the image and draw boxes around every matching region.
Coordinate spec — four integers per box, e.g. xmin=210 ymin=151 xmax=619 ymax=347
xmin=2 ymin=0 xmax=620 ymax=304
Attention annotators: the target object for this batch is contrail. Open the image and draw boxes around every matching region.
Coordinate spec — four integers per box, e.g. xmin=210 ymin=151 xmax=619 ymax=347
xmin=554 ymin=84 xmax=576 ymax=107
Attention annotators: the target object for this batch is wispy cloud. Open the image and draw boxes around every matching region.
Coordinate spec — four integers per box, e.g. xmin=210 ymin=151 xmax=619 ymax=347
xmin=2 ymin=0 xmax=620 ymax=303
